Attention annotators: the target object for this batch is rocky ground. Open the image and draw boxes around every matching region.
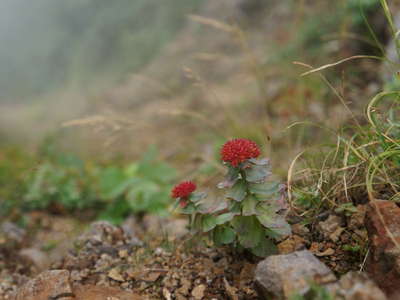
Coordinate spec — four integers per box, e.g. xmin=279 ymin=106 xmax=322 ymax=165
xmin=1 ymin=199 xmax=400 ymax=299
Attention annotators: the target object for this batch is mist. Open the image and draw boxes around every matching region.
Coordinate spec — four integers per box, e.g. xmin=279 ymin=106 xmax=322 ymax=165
xmin=0 ymin=0 xmax=200 ymax=101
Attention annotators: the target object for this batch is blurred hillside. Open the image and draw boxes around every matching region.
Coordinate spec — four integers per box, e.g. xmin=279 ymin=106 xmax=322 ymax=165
xmin=0 ymin=0 xmax=200 ymax=99
xmin=0 ymin=0 xmax=393 ymax=166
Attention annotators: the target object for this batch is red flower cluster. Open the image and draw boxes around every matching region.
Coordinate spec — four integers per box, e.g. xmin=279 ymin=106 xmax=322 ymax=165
xmin=221 ymin=138 xmax=260 ymax=167
xmin=171 ymin=181 xmax=196 ymax=199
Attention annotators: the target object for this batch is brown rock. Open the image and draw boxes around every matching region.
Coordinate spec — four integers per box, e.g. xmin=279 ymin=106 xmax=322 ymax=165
xmin=291 ymin=223 xmax=309 ymax=236
xmin=309 ymin=242 xmax=321 ymax=254
xmin=163 ymin=287 xmax=172 ymax=300
xmin=108 ymin=267 xmax=125 ymax=282
xmin=348 ymin=205 xmax=367 ymax=228
xmin=192 ymin=284 xmax=206 ymax=299
xmin=254 ymin=250 xmax=336 ymax=299
xmin=365 ymin=200 xmax=400 ymax=297
xmin=317 ymin=215 xmax=343 ymax=241
xmin=329 ymin=227 xmax=345 ymax=242
xmin=315 ymin=247 xmax=335 ymax=257
xmin=277 ymin=235 xmax=305 ymax=254
xmin=14 ymin=270 xmax=73 ymax=300
xmin=177 ymin=277 xmax=191 ymax=296
xmin=224 ymin=278 xmax=239 ymax=300
xmin=73 ymin=284 xmax=142 ymax=300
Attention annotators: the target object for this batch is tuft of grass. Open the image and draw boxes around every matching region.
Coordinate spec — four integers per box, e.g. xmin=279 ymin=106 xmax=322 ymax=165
xmin=288 ymin=1 xmax=400 ymax=249
xmin=289 ymin=90 xmax=400 ymax=221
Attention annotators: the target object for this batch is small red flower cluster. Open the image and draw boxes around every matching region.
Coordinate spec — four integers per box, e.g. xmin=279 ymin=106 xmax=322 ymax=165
xmin=171 ymin=181 xmax=196 ymax=199
xmin=220 ymin=138 xmax=260 ymax=167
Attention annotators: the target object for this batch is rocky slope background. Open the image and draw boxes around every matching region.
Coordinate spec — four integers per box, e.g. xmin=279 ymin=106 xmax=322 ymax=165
xmin=1 ymin=0 xmax=400 ymax=299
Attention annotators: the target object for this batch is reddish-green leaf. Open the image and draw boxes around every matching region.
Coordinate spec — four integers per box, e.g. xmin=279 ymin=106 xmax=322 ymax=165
xmin=226 ymin=179 xmax=247 ymax=202
xmin=244 ymin=164 xmax=271 ymax=183
xmin=242 ymin=195 xmax=258 ymax=216
xmin=218 ymin=166 xmax=240 ymax=188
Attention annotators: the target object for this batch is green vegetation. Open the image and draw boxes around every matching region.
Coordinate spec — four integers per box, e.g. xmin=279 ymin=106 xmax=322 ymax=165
xmin=289 ymin=282 xmax=334 ymax=300
xmin=290 ymin=0 xmax=400 ymax=223
xmin=0 ymin=144 xmax=177 ymax=223
xmin=0 ymin=0 xmax=201 ymax=99
xmin=278 ymin=0 xmax=381 ymax=62
xmin=174 ymin=139 xmax=290 ymax=257
xmin=0 ymin=0 xmax=398 ymax=253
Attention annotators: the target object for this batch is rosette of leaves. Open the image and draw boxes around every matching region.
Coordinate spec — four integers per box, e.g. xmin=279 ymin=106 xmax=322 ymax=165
xmin=188 ymin=158 xmax=291 ymax=257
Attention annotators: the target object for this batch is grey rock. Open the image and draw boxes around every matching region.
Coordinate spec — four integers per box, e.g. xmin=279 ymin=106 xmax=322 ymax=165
xmin=254 ymin=250 xmax=336 ymax=299
xmin=121 ymin=216 xmax=143 ymax=246
xmin=1 ymin=222 xmax=26 ymax=244
xmin=77 ymin=221 xmax=124 ymax=246
xmin=19 ymin=248 xmax=49 ymax=270
xmin=77 ymin=221 xmax=141 ymax=248
xmin=142 ymin=215 xmax=188 ymax=238
xmin=326 ymin=272 xmax=387 ymax=300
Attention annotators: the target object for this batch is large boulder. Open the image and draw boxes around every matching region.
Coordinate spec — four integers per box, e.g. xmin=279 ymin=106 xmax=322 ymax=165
xmin=254 ymin=250 xmax=336 ymax=299
xmin=365 ymin=200 xmax=400 ymax=298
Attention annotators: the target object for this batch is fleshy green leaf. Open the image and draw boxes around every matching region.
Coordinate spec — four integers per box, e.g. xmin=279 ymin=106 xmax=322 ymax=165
xmin=180 ymin=202 xmax=196 ymax=214
xmin=215 ymin=212 xmax=235 ymax=225
xmin=196 ymin=197 xmax=228 ymax=214
xmin=242 ymin=195 xmax=258 ymax=216
xmin=213 ymin=226 xmax=236 ymax=245
xmin=228 ymin=201 xmax=241 ymax=214
xmin=250 ymin=182 xmax=289 ymax=212
xmin=268 ymin=219 xmax=292 ymax=238
xmin=189 ymin=192 xmax=207 ymax=203
xmin=257 ymin=210 xmax=292 ymax=239
xmin=226 ymin=179 xmax=247 ymax=202
xmin=218 ymin=166 xmax=240 ymax=189
xmin=244 ymin=164 xmax=271 ymax=183
xmin=248 ymin=158 xmax=270 ymax=166
xmin=255 ymin=206 xmax=276 ymax=227
xmin=231 ymin=216 xmax=263 ymax=248
xmin=249 ymin=181 xmax=280 ymax=197
xmin=202 ymin=215 xmax=218 ymax=232
xmin=251 ymin=236 xmax=278 ymax=257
